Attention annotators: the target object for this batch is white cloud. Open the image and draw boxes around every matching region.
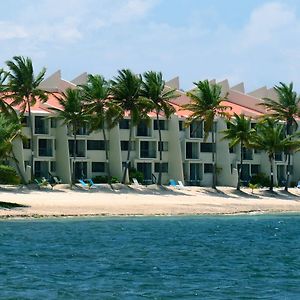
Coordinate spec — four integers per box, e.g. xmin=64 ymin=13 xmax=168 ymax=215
xmin=0 ymin=22 xmax=28 ymax=40
xmin=240 ymin=2 xmax=298 ymax=48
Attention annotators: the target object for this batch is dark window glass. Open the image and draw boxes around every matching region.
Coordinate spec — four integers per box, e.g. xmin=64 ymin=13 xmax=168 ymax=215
xmin=190 ymin=121 xmax=203 ymax=138
xmin=179 ymin=121 xmax=184 ymax=131
xmin=87 ymin=140 xmax=106 ymax=150
xmin=201 ymin=143 xmax=214 ymax=152
xmin=50 ymin=161 xmax=56 ymax=172
xmin=121 ymin=141 xmax=135 ymax=151
xmin=154 ymin=163 xmax=168 ymax=173
xmin=251 ymin=164 xmax=260 ymax=175
xmin=119 ymin=119 xmax=130 ymax=129
xmin=51 ymin=118 xmax=57 ymax=128
xmin=92 ymin=162 xmax=105 ymax=172
xmin=154 ymin=120 xmax=167 ymax=130
xmin=204 ymin=163 xmax=213 ymax=173
xmin=21 ymin=116 xmax=29 ymax=127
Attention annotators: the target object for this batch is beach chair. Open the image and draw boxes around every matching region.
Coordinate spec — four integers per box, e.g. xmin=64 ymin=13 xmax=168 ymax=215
xmin=78 ymin=179 xmax=90 ymax=189
xmin=178 ymin=180 xmax=188 ymax=190
xmin=132 ymin=178 xmax=143 ymax=189
xmin=169 ymin=179 xmax=180 ymax=189
xmin=35 ymin=177 xmax=49 ymax=188
xmin=87 ymin=178 xmax=96 ymax=188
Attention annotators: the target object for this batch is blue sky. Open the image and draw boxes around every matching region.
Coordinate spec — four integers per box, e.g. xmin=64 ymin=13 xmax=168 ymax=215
xmin=1 ymin=0 xmax=300 ymax=91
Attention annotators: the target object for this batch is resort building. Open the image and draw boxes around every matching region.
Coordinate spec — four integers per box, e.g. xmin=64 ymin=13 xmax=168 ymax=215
xmin=9 ymin=71 xmax=300 ymax=186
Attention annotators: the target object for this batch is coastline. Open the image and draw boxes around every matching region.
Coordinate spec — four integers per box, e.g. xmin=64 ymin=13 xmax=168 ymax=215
xmin=1 ymin=184 xmax=300 ymax=219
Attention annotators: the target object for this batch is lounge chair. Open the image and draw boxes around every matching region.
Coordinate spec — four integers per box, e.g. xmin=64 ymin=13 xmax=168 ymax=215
xmin=132 ymin=178 xmax=144 ymax=189
xmin=178 ymin=180 xmax=188 ymax=190
xmin=169 ymin=179 xmax=180 ymax=189
xmin=87 ymin=178 xmax=95 ymax=188
xmin=35 ymin=177 xmax=49 ymax=188
xmin=78 ymin=179 xmax=96 ymax=189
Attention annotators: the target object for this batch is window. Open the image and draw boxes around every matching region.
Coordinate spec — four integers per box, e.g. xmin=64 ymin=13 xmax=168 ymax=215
xmin=186 ymin=142 xmax=199 ymax=159
xmin=179 ymin=120 xmax=184 ymax=131
xmin=201 ymin=143 xmax=214 ymax=152
xmin=119 ymin=119 xmax=130 ymax=129
xmin=229 ymin=145 xmax=235 ymax=153
xmin=154 ymin=163 xmax=168 ymax=173
xmin=204 ymin=163 xmax=213 ymax=173
xmin=158 ymin=141 xmax=168 ymax=151
xmin=154 ymin=120 xmax=167 ymax=130
xmin=92 ymin=162 xmax=105 ymax=172
xmin=23 ymin=139 xmax=31 ymax=149
xmin=50 ymin=161 xmax=56 ymax=172
xmin=51 ymin=118 xmax=57 ymax=128
xmin=251 ymin=164 xmax=260 ymax=175
xmin=21 ymin=116 xmax=29 ymax=127
xmin=275 ymin=152 xmax=284 ymax=161
xmin=190 ymin=121 xmax=203 ymax=138
xmin=87 ymin=140 xmax=106 ymax=150
xmin=38 ymin=139 xmax=53 ymax=156
xmin=121 ymin=141 xmax=135 ymax=151
xmin=137 ymin=120 xmax=150 ymax=136
xmin=35 ymin=116 xmax=49 ymax=134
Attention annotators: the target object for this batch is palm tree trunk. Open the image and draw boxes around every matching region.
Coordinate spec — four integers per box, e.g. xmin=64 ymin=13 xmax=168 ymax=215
xmin=122 ymin=120 xmax=133 ymax=184
xmin=285 ymin=121 xmax=292 ymax=191
xmin=72 ymin=130 xmax=77 ymax=185
xmin=27 ymin=99 xmax=34 ymax=181
xmin=102 ymin=124 xmax=111 ymax=183
xmin=12 ymin=150 xmax=27 ymax=184
xmin=285 ymin=154 xmax=291 ymax=191
xmin=157 ymin=112 xmax=162 ymax=185
xmin=237 ymin=144 xmax=243 ymax=191
xmin=270 ymin=156 xmax=274 ymax=192
xmin=212 ymin=124 xmax=216 ymax=189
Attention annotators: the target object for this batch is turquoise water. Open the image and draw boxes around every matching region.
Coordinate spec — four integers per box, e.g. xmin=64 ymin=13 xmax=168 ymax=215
xmin=1 ymin=215 xmax=300 ymax=299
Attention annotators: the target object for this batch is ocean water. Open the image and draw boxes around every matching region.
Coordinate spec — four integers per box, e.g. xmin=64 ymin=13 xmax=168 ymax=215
xmin=0 ymin=215 xmax=300 ymax=299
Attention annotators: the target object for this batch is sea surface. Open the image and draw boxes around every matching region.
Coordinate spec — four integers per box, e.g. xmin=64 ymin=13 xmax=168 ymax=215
xmin=0 ymin=215 xmax=300 ymax=299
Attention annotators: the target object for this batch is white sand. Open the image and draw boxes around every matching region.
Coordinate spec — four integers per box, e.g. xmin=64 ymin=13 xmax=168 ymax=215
xmin=1 ymin=184 xmax=300 ymax=219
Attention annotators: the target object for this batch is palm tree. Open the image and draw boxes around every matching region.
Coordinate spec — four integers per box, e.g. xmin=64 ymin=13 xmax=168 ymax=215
xmin=51 ymin=88 xmax=88 ymax=184
xmin=110 ymin=69 xmax=150 ymax=184
xmin=5 ymin=56 xmax=48 ymax=180
xmin=183 ymin=80 xmax=231 ymax=188
xmin=0 ymin=114 xmax=26 ymax=183
xmin=222 ymin=113 xmax=253 ymax=190
xmin=259 ymin=82 xmax=300 ymax=191
xmin=141 ymin=71 xmax=177 ymax=185
xmin=0 ymin=69 xmax=12 ymax=115
xmin=80 ymin=74 xmax=116 ymax=183
xmin=249 ymin=118 xmax=299 ymax=192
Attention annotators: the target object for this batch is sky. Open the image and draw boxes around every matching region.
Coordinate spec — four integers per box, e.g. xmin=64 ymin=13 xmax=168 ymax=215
xmin=1 ymin=0 xmax=300 ymax=91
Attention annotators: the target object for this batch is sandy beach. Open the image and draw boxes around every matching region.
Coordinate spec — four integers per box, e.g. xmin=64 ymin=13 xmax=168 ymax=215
xmin=1 ymin=184 xmax=300 ymax=219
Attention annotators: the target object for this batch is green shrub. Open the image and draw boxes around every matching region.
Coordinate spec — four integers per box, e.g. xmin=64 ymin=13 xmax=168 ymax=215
xmin=0 ymin=165 xmax=21 ymax=185
xmin=129 ymin=168 xmax=144 ymax=184
xmin=92 ymin=175 xmax=119 ymax=184
xmin=250 ymin=172 xmax=270 ymax=187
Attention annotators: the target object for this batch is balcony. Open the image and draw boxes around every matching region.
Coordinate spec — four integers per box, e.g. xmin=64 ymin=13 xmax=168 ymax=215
xmin=242 ymin=148 xmax=253 ymax=160
xmin=137 ymin=121 xmax=151 ymax=137
xmin=35 ymin=116 xmax=49 ymax=135
xmin=189 ymin=121 xmax=203 ymax=138
xmin=69 ymin=140 xmax=86 ymax=158
xmin=140 ymin=141 xmax=156 ymax=158
xmin=38 ymin=139 xmax=53 ymax=157
xmin=186 ymin=142 xmax=199 ymax=159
